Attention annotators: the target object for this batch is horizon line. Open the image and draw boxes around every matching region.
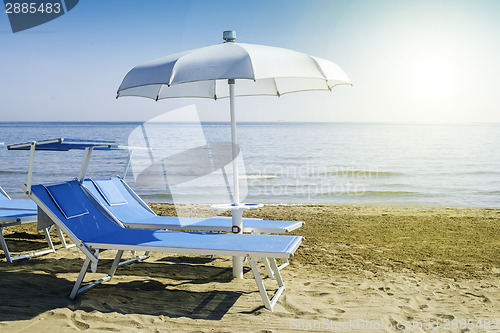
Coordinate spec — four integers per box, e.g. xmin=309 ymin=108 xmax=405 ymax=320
xmin=1 ymin=120 xmax=499 ymax=126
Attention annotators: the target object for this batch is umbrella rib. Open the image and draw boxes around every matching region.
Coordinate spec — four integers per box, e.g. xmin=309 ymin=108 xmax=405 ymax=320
xmin=167 ymin=54 xmax=185 ymax=86
xmin=310 ymin=57 xmax=333 ymax=90
xmin=272 ymin=78 xmax=281 ymax=97
xmin=236 ymin=43 xmax=257 ymax=81
xmin=155 ymin=85 xmax=162 ymax=101
xmin=310 ymin=57 xmax=328 ymax=80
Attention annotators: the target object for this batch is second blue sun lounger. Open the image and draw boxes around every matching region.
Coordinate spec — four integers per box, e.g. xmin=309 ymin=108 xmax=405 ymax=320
xmin=81 ymin=177 xmax=302 ymax=272
xmin=27 ymin=180 xmax=303 ymax=311
xmin=82 ymin=177 xmax=304 ymax=234
xmin=0 ymin=185 xmax=55 ymax=263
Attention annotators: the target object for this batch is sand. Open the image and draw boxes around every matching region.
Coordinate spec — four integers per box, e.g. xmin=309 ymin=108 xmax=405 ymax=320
xmin=1 ymin=204 xmax=499 ymax=332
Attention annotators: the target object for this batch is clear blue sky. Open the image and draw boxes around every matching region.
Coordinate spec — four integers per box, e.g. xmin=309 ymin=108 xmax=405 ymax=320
xmin=1 ymin=0 xmax=500 ymax=123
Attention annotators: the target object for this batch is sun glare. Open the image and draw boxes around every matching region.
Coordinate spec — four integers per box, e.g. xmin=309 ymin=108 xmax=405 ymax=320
xmin=414 ymin=59 xmax=451 ymax=97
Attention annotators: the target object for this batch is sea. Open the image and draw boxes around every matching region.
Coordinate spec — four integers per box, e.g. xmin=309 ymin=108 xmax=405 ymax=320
xmin=1 ymin=122 xmax=499 ymax=208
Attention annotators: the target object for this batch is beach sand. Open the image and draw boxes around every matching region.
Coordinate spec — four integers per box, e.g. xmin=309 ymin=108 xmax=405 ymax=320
xmin=1 ymin=204 xmax=499 ymax=332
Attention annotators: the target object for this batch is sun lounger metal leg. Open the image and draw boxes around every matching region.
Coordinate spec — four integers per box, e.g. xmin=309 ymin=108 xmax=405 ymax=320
xmin=118 ymin=251 xmax=150 ymax=266
xmin=269 ymin=258 xmax=284 ymax=287
xmin=43 ymin=227 xmax=55 ymax=252
xmin=1 ymin=226 xmax=55 ymax=263
xmin=56 ymin=226 xmax=75 ymax=249
xmin=278 ymin=259 xmax=289 ymax=271
xmin=70 ymin=257 xmax=91 ymax=299
xmin=262 ymin=258 xmax=274 ymax=278
xmin=91 ymin=249 xmax=100 ymax=273
xmin=0 ymin=227 xmax=13 ymax=263
xmin=249 ymin=257 xmax=285 ymax=311
xmin=90 ymin=249 xmax=147 ymax=272
xmin=71 ymin=250 xmax=124 ymax=300
xmin=57 ymin=228 xmax=67 ymax=247
xmin=260 ymin=256 xmax=288 ymax=272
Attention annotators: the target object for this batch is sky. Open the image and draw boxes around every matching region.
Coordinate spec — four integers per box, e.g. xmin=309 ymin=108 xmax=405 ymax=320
xmin=1 ymin=0 xmax=500 ymax=123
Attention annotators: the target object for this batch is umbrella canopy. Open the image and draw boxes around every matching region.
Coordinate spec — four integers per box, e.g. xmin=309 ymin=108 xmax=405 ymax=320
xmin=117 ymin=36 xmax=351 ymax=100
xmin=117 ymin=31 xmax=351 ymax=204
xmin=117 ymin=31 xmax=351 ymax=278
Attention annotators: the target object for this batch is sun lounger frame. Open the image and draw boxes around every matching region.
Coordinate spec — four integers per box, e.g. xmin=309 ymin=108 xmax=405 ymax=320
xmin=7 ymin=138 xmax=120 ymax=196
xmin=70 ymin=250 xmax=286 ymax=311
xmin=81 ymin=177 xmax=302 ymax=271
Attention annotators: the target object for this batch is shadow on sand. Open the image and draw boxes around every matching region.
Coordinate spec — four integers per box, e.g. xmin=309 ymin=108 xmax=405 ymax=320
xmin=0 ymin=256 xmax=247 ymax=321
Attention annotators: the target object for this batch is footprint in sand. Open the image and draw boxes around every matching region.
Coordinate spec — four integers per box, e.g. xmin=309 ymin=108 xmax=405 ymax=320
xmin=310 ymin=291 xmax=330 ymax=297
xmin=379 ymin=286 xmax=394 ymax=296
xmin=280 ymin=295 xmax=318 ymax=315
xmin=436 ymin=313 xmax=455 ymax=320
xmin=399 ymin=305 xmax=417 ymax=314
xmin=465 ymin=292 xmax=491 ymax=303
xmin=71 ymin=314 xmax=91 ymax=330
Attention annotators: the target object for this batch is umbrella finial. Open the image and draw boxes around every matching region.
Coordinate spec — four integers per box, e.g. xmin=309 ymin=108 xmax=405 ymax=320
xmin=223 ymin=30 xmax=236 ymax=43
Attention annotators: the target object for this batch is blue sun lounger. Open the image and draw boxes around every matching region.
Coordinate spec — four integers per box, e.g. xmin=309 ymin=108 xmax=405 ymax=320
xmin=27 ymin=180 xmax=303 ymax=311
xmin=80 ymin=177 xmax=302 ymax=272
xmin=0 ymin=185 xmax=55 ymax=263
xmin=82 ymin=176 xmax=304 ymax=234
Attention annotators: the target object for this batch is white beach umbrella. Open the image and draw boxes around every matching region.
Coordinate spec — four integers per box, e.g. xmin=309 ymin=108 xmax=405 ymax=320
xmin=117 ymin=31 xmax=351 ymax=277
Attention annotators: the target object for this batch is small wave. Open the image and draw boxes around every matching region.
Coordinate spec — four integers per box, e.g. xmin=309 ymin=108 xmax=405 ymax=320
xmin=139 ymin=193 xmax=172 ymax=198
xmin=0 ymin=170 xmax=27 ymax=174
xmin=240 ymin=174 xmax=277 ymax=180
xmin=321 ymin=170 xmax=403 ymax=177
xmin=439 ymin=170 xmax=500 ymax=176
xmin=485 ymin=190 xmax=500 ymax=194
xmin=357 ymin=190 xmax=420 ymax=197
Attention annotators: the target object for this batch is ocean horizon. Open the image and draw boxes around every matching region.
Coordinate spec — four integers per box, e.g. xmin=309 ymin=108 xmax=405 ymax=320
xmin=1 ymin=121 xmax=499 ymax=208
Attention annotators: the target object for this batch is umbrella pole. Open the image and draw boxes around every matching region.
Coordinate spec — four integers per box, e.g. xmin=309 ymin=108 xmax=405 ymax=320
xmin=229 ymin=79 xmax=240 ymax=206
xmin=229 ymin=78 xmax=244 ymax=279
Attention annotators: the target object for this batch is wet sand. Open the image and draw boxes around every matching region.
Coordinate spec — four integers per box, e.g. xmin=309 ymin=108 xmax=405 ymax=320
xmin=1 ymin=204 xmax=499 ymax=332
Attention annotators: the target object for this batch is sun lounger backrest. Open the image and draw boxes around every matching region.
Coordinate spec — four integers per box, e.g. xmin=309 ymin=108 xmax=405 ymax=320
xmin=31 ymin=181 xmax=124 ymax=242
xmin=88 ymin=178 xmax=127 ymax=206
xmin=82 ymin=177 xmax=157 ymax=221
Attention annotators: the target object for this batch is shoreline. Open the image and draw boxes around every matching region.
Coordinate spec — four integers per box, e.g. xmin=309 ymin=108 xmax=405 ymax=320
xmin=144 ymin=200 xmax=500 ymax=210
